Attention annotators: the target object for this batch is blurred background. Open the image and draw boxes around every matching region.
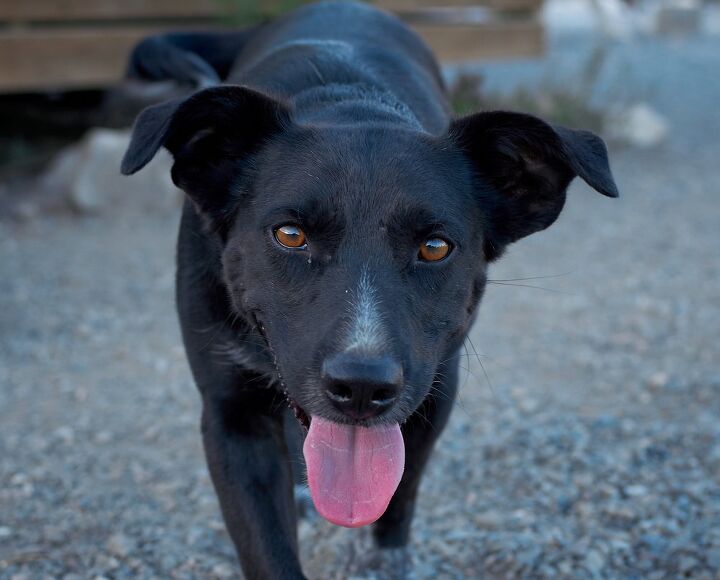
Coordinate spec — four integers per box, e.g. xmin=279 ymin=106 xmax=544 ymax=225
xmin=1 ymin=0 xmax=719 ymax=577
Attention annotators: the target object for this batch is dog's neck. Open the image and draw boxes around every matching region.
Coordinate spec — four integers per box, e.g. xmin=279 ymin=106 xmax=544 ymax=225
xmin=291 ymin=82 xmax=422 ymax=131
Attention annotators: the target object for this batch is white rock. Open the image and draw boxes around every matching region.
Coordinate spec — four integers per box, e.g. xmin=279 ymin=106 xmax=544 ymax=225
xmin=211 ymin=562 xmax=235 ymax=578
xmin=38 ymin=144 xmax=83 ymax=197
xmin=94 ymin=430 xmax=113 ymax=444
xmin=543 ymin=0 xmax=597 ymax=33
xmin=625 ymin=484 xmax=649 ymax=496
xmin=704 ymin=3 xmax=720 ymax=35
xmin=54 ymin=426 xmax=75 ymax=444
xmin=10 ymin=472 xmax=27 ymax=485
xmin=72 ymin=129 xmax=182 ymax=213
xmin=656 ymin=0 xmax=701 ymax=36
xmin=607 ymin=103 xmax=670 ymax=148
xmin=37 ymin=128 xmax=183 ymax=215
xmin=543 ymin=0 xmax=645 ymax=37
xmin=647 ymin=371 xmax=669 ymax=390
xmin=106 ymin=532 xmax=136 ymax=557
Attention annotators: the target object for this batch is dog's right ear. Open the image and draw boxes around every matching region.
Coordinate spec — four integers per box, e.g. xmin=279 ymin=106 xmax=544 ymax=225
xmin=121 ymin=85 xmax=291 ymax=175
xmin=121 ymin=97 xmax=185 ymax=176
xmin=121 ymin=85 xmax=291 ymax=223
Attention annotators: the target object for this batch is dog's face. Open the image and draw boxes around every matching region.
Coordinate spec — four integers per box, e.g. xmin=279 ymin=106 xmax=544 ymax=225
xmin=122 ymin=86 xmax=617 ymax=428
xmin=221 ymin=124 xmax=486 ymax=424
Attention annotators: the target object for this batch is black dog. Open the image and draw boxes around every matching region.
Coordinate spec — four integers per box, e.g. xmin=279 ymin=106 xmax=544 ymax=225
xmin=121 ymin=2 xmax=618 ymax=577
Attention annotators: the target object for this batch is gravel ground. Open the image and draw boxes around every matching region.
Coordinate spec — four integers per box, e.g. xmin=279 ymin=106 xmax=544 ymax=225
xmin=2 ymin=27 xmax=720 ymax=580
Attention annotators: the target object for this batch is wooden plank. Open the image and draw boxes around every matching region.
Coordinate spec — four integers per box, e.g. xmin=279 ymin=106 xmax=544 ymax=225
xmin=0 ymin=0 xmax=217 ymax=22
xmin=0 ymin=0 xmax=542 ymax=22
xmin=374 ymin=0 xmax=542 ymax=12
xmin=0 ymin=27 xmax=162 ymax=91
xmin=412 ymin=20 xmax=543 ymax=61
xmin=0 ymin=18 xmax=543 ymax=92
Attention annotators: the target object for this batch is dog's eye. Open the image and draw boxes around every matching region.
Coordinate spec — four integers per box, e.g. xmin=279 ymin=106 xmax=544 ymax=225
xmin=419 ymin=238 xmax=451 ymax=262
xmin=274 ymin=224 xmax=307 ymax=249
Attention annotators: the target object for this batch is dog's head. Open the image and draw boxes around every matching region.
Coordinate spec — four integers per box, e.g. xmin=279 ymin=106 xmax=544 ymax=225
xmin=122 ymin=85 xmax=618 ymax=525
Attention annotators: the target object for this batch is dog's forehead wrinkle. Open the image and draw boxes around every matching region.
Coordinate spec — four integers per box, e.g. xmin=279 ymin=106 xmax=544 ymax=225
xmin=310 ymin=126 xmax=435 ymax=177
xmin=262 ymin=130 xmax=457 ymax=233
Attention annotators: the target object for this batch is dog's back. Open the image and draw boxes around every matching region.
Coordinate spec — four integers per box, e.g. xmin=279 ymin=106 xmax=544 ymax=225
xmin=229 ymin=1 xmax=450 ymax=134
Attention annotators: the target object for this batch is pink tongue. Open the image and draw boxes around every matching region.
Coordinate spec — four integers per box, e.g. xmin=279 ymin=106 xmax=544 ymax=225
xmin=303 ymin=416 xmax=405 ymax=528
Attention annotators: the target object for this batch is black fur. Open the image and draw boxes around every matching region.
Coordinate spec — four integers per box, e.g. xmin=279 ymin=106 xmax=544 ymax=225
xmin=121 ymin=2 xmax=618 ymax=578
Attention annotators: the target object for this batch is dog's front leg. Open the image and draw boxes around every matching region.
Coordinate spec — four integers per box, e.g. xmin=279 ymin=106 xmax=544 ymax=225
xmin=201 ymin=392 xmax=306 ymax=580
xmin=373 ymin=359 xmax=459 ymax=551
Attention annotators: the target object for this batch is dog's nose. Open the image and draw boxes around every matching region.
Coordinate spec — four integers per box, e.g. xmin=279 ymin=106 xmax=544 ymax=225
xmin=321 ymin=353 xmax=403 ymax=420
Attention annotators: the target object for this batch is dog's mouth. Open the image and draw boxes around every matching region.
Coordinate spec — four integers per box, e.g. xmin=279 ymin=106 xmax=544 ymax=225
xmin=257 ymin=317 xmax=405 ymax=529
xmin=285 ymin=392 xmax=311 ymax=430
xmin=282 ymin=390 xmax=405 ymax=528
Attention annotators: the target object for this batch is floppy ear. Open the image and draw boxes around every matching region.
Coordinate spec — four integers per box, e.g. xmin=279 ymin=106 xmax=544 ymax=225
xmin=121 ymin=85 xmax=291 ymax=224
xmin=450 ymin=111 xmax=618 ymax=261
xmin=121 ymin=97 xmax=185 ymax=175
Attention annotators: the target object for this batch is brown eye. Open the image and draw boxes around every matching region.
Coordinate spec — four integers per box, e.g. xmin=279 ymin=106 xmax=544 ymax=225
xmin=274 ymin=224 xmax=307 ymax=249
xmin=419 ymin=238 xmax=451 ymax=262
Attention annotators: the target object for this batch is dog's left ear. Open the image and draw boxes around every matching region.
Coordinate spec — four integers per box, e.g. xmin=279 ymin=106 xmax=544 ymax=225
xmin=450 ymin=111 xmax=618 ymax=261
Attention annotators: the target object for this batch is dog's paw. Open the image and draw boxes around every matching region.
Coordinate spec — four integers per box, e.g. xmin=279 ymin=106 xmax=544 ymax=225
xmin=347 ymin=546 xmax=413 ymax=580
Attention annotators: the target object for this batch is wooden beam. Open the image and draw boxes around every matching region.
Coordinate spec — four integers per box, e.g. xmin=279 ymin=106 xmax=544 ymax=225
xmin=0 ymin=0 xmax=217 ymax=22
xmin=413 ymin=20 xmax=543 ymax=62
xmin=0 ymin=27 xmax=162 ymax=91
xmin=0 ymin=0 xmax=545 ymax=92
xmin=374 ymin=0 xmax=542 ymax=11
xmin=0 ymin=19 xmax=543 ymax=92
